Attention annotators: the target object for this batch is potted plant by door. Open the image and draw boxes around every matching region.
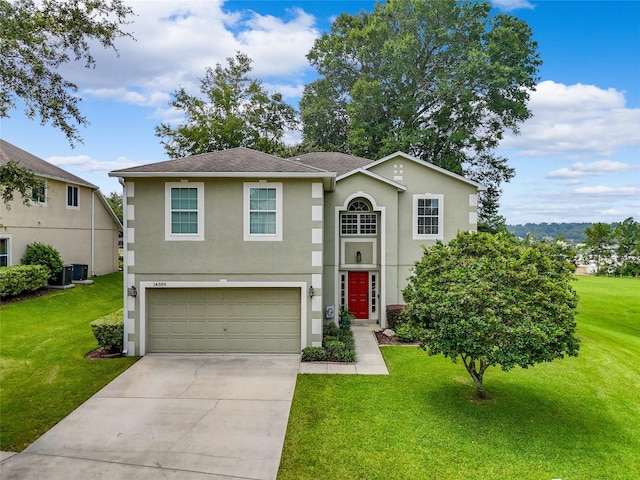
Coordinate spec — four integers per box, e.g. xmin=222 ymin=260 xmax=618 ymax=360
xmin=339 ymin=306 xmax=354 ymax=326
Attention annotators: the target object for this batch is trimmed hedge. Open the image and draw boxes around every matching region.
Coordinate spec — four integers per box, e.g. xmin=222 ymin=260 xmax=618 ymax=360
xmin=300 ymin=323 xmax=356 ymax=363
xmin=0 ymin=265 xmax=49 ymax=297
xmin=21 ymin=242 xmax=63 ymax=281
xmin=90 ymin=309 xmax=124 ymax=353
xmin=386 ymin=304 xmax=407 ymax=329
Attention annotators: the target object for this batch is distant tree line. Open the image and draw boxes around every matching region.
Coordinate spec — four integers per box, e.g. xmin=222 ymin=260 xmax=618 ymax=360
xmin=506 ymin=222 xmax=607 ymax=243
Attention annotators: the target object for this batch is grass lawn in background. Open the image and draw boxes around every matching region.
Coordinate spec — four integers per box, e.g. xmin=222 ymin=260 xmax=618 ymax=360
xmin=0 ymin=273 xmax=138 ymax=452
xmin=278 ymin=276 xmax=640 ymax=480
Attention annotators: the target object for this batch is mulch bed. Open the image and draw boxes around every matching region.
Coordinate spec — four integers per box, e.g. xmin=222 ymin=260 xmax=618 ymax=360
xmin=84 ymin=347 xmax=123 ymax=359
xmin=374 ymin=330 xmax=420 ymax=346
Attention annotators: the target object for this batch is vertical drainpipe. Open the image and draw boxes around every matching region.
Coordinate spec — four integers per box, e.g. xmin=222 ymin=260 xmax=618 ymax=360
xmin=91 ymin=190 xmax=96 ymax=277
xmin=118 ymin=177 xmax=128 ymax=355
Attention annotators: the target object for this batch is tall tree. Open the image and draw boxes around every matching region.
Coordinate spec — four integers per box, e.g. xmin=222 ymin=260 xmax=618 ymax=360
xmin=614 ymin=217 xmax=639 ymax=263
xmin=155 ymin=52 xmax=299 ymax=158
xmin=300 ymin=0 xmax=541 ymax=224
xmin=584 ymin=222 xmax=614 ymax=271
xmin=403 ymin=231 xmax=579 ymax=399
xmin=0 ymin=0 xmax=134 ymax=146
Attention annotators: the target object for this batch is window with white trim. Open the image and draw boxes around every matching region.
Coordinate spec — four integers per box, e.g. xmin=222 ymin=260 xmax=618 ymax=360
xmin=31 ymin=182 xmax=47 ymax=205
xmin=66 ymin=185 xmax=79 ymax=208
xmin=340 ymin=200 xmax=377 ymax=235
xmin=0 ymin=237 xmax=9 ymax=266
xmin=413 ymin=194 xmax=443 ymax=240
xmin=165 ymin=182 xmax=205 ymax=241
xmin=244 ymin=182 xmax=283 ymax=241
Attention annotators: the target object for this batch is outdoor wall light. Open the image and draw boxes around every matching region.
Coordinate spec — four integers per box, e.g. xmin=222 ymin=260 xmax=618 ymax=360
xmin=356 ymin=251 xmax=362 ymax=263
xmin=308 ymin=285 xmax=315 ymax=298
xmin=128 ymin=286 xmax=137 ymax=297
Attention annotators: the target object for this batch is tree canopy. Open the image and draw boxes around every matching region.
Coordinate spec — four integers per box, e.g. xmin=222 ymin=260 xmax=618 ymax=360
xmin=403 ymin=231 xmax=579 ymax=399
xmin=300 ymin=0 xmax=541 ymax=226
xmin=0 ymin=160 xmax=44 ymax=208
xmin=0 ymin=0 xmax=134 ymax=146
xmin=155 ymin=52 xmax=299 ymax=158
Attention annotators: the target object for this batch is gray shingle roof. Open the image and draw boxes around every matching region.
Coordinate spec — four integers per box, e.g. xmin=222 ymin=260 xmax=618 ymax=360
xmin=0 ymin=139 xmax=97 ymax=188
xmin=288 ymin=152 xmax=373 ymax=176
xmin=110 ymin=147 xmax=333 ymax=176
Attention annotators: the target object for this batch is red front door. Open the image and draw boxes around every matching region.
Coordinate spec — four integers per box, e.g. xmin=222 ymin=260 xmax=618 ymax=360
xmin=348 ymin=271 xmax=369 ymax=319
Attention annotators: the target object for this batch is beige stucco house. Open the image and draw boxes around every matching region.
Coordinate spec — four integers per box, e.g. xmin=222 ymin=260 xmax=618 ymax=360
xmin=109 ymin=147 xmax=484 ymax=356
xmin=0 ymin=140 xmax=122 ymax=276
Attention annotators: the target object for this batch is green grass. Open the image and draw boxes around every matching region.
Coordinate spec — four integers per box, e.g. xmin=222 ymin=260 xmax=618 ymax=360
xmin=279 ymin=276 xmax=640 ymax=480
xmin=0 ymin=273 xmax=138 ymax=452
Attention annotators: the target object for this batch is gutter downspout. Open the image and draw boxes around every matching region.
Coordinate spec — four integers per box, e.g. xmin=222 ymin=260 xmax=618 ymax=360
xmin=91 ymin=190 xmax=96 ymax=277
xmin=118 ymin=177 xmax=129 ymax=356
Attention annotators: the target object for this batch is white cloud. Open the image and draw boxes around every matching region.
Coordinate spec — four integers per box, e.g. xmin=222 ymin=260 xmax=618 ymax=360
xmin=546 ymin=160 xmax=639 ymax=179
xmin=500 ymin=81 xmax=640 ymax=157
xmin=46 ymin=155 xmax=140 ymax=174
xmin=573 ymin=185 xmax=639 ymax=196
xmin=491 ymin=0 xmax=535 ymax=11
xmin=62 ymin=0 xmax=318 ymax=112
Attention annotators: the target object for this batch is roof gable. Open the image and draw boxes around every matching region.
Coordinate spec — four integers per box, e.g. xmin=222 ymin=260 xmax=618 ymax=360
xmin=337 ymin=168 xmax=407 ymax=191
xmin=0 ymin=139 xmax=97 ymax=188
xmin=366 ymin=151 xmax=486 ymax=191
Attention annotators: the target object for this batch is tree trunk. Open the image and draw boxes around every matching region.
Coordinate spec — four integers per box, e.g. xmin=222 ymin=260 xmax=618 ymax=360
xmin=461 ymin=355 xmax=489 ymax=399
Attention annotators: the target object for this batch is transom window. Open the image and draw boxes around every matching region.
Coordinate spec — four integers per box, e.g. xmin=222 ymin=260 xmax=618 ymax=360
xmin=244 ymin=182 xmax=283 ymax=241
xmin=413 ymin=194 xmax=443 ymax=240
xmin=341 ymin=200 xmax=377 ymax=235
xmin=165 ymin=182 xmax=204 ymax=241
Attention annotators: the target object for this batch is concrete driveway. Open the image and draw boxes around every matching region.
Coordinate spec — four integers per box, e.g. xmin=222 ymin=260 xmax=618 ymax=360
xmin=0 ymin=355 xmax=300 ymax=480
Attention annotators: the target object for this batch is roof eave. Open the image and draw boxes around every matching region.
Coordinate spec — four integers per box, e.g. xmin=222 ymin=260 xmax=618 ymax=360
xmin=108 ymin=171 xmax=336 ymax=179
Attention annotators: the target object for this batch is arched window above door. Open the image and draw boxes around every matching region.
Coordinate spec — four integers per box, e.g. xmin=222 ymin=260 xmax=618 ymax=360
xmin=341 ymin=199 xmax=377 ymax=235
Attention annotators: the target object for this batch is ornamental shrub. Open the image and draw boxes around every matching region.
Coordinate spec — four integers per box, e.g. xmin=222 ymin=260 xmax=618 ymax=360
xmin=395 ymin=322 xmax=427 ymax=343
xmin=0 ymin=265 xmax=49 ymax=297
xmin=90 ymin=309 xmax=124 ymax=353
xmin=386 ymin=304 xmax=407 ymax=329
xmin=21 ymin=242 xmax=64 ymax=281
xmin=301 ymin=346 xmax=327 ymax=362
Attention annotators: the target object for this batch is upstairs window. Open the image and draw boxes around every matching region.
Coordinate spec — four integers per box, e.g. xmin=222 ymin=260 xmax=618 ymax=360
xmin=165 ymin=182 xmax=204 ymax=241
xmin=244 ymin=182 xmax=283 ymax=241
xmin=66 ymin=185 xmax=79 ymax=208
xmin=0 ymin=237 xmax=9 ymax=266
xmin=341 ymin=200 xmax=377 ymax=235
xmin=31 ymin=183 xmax=46 ymax=205
xmin=413 ymin=194 xmax=443 ymax=240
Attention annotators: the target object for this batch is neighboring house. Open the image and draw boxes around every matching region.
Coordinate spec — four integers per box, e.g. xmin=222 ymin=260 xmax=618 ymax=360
xmin=0 ymin=140 xmax=122 ymax=276
xmin=109 ymin=147 xmax=484 ymax=356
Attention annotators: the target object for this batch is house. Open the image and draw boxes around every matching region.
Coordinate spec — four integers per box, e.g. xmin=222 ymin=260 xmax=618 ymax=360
xmin=109 ymin=147 xmax=484 ymax=356
xmin=0 ymin=140 xmax=122 ymax=276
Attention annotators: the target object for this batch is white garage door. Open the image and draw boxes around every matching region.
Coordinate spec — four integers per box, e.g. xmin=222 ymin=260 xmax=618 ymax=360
xmin=147 ymin=287 xmax=301 ymax=353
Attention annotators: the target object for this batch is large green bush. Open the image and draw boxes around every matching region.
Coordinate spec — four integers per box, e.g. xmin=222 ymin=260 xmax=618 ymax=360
xmin=21 ymin=242 xmax=64 ymax=281
xmin=0 ymin=265 xmax=49 ymax=297
xmin=90 ymin=309 xmax=124 ymax=353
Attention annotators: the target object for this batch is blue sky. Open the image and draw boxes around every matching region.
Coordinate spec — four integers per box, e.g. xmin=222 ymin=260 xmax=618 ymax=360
xmin=2 ymin=0 xmax=639 ymax=225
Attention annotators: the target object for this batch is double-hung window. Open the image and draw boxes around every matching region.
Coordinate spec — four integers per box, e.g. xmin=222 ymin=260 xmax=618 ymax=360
xmin=165 ymin=182 xmax=204 ymax=241
xmin=244 ymin=182 xmax=282 ymax=241
xmin=66 ymin=185 xmax=79 ymax=209
xmin=413 ymin=194 xmax=444 ymax=240
xmin=31 ymin=182 xmax=47 ymax=205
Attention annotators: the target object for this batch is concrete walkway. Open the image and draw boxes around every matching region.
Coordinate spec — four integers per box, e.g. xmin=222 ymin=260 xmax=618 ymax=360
xmin=0 ymin=355 xmax=300 ymax=480
xmin=298 ymin=325 xmax=389 ymax=375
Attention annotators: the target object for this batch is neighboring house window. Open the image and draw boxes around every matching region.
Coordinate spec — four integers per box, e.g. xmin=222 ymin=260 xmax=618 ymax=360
xmin=164 ymin=182 xmax=205 ymax=241
xmin=31 ymin=183 xmax=46 ymax=205
xmin=340 ymin=200 xmax=377 ymax=235
xmin=244 ymin=182 xmax=283 ymax=241
xmin=67 ymin=185 xmax=79 ymax=208
xmin=413 ymin=194 xmax=444 ymax=240
xmin=0 ymin=237 xmax=9 ymax=266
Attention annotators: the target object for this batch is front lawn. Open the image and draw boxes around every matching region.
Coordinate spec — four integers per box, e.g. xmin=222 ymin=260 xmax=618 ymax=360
xmin=278 ymin=276 xmax=640 ymax=479
xmin=0 ymin=273 xmax=138 ymax=452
